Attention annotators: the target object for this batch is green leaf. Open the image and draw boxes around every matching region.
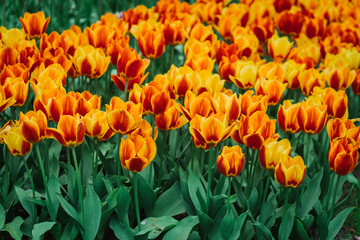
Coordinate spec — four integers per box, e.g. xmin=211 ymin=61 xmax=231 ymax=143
xmin=0 ymin=216 xmax=24 ymax=240
xmin=0 ymin=203 xmax=5 ymax=229
xmin=56 ymin=193 xmax=80 ymax=224
xmin=214 ymin=175 xmax=228 ymax=195
xmin=345 ymin=173 xmax=360 ymax=190
xmin=260 ymin=191 xmax=276 ymax=229
xmin=47 ymin=176 xmax=60 ymax=220
xmin=116 ymin=186 xmax=130 ymax=224
xmin=188 ymin=171 xmax=206 ymax=212
xmin=253 ymin=222 xmax=274 ymax=240
xmin=196 ymin=208 xmax=215 ymax=239
xmin=84 ymin=185 xmax=102 ymax=240
xmin=297 ymin=169 xmax=323 ymax=218
xmin=153 ymin=181 xmax=186 ymax=217
xmin=48 ymin=140 xmax=62 ymax=177
xmin=327 ymin=207 xmax=355 ymax=240
xmin=32 ymin=222 xmax=57 ymax=240
xmin=110 ymin=217 xmax=135 ymax=240
xmin=220 ymin=212 xmax=234 ymax=240
xmin=61 ymin=221 xmax=79 ymax=240
xmin=136 ymin=216 xmax=178 ymax=239
xmin=279 ymin=204 xmax=295 ymax=240
xmin=137 ymin=174 xmax=156 ymax=216
xmin=248 ymin=188 xmax=259 ymax=216
xmin=163 ymin=216 xmax=199 ymax=240
xmin=229 ymin=211 xmax=248 ymax=240
xmin=316 ymin=211 xmax=328 ymax=240
xmin=14 ymin=186 xmax=36 ymax=220
xmin=293 ymin=218 xmax=311 ymax=240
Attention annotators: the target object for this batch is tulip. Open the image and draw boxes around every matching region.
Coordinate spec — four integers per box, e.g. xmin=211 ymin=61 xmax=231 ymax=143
xmin=138 ymin=30 xmax=165 ymax=59
xmin=0 ymin=28 xmax=26 ymax=46
xmin=189 ymin=113 xmax=235 ymax=149
xmin=323 ymin=65 xmax=356 ymax=90
xmin=214 ymin=93 xmax=240 ymax=122
xmin=0 ymin=123 xmax=32 ymax=157
xmin=277 ymin=100 xmax=301 ymax=134
xmin=267 ymin=33 xmax=293 ymax=62
xmin=229 ymin=60 xmax=258 ymax=90
xmin=217 ymin=145 xmax=245 ymax=177
xmin=240 ymin=90 xmax=268 ymax=116
xmin=120 ymin=134 xmax=156 ymax=172
xmin=259 ymin=139 xmax=292 ymax=170
xmin=0 ymin=85 xmax=16 ymax=113
xmin=298 ymin=101 xmax=327 ymax=135
xmin=254 ymin=78 xmax=287 ymax=106
xmin=73 ymin=45 xmax=110 ymax=79
xmin=167 ymin=65 xmax=196 ymax=97
xmin=193 ymin=71 xmax=224 ymax=96
xmin=155 ymin=100 xmax=188 ymax=131
xmin=82 ymin=25 xmax=115 ymax=50
xmin=328 ymin=138 xmax=358 ymax=175
xmin=282 ymin=60 xmax=305 ymax=89
xmin=232 ymin=111 xmax=278 ymax=149
xmin=106 ymin=36 xmax=130 ymax=66
xmin=327 ymin=118 xmax=360 ymax=147
xmin=128 ymin=118 xmax=158 ymax=140
xmin=275 ymin=155 xmax=306 ymax=188
xmin=179 ymin=91 xmax=216 ymax=121
xmin=301 ymin=17 xmax=326 ymax=39
xmin=106 ymin=97 xmax=143 ymax=135
xmin=139 ymin=83 xmax=171 ymax=115
xmin=18 ymin=110 xmax=47 ymax=143
xmin=275 ymin=10 xmax=304 ymax=35
xmin=313 ymin=87 xmax=348 ymax=120
xmin=184 ymin=56 xmax=215 ymax=72
xmin=351 ymin=70 xmax=360 ymax=95
xmin=215 ymin=41 xmax=242 ymax=64
xmin=46 ymin=114 xmax=85 ymax=148
xmin=288 ymin=34 xmax=321 ymax=69
xmin=83 ymin=109 xmax=114 ymax=141
xmin=163 ymin=20 xmax=186 ymax=45
xmin=184 ymin=38 xmax=215 ymax=60
xmin=299 ymin=68 xmax=325 ymax=96
xmin=251 ymin=17 xmax=275 ymax=43
xmin=2 ymin=77 xmax=29 ymax=107
xmin=258 ymin=62 xmax=286 ymax=82
xmin=189 ymin=23 xmax=217 ymax=45
xmin=0 ymin=63 xmax=29 ymax=86
xmin=19 ymin=12 xmax=50 ymax=39
xmin=0 ymin=46 xmax=18 ymax=70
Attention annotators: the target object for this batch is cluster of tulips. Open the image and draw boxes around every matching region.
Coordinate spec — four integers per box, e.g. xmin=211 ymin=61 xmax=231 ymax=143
xmin=0 ymin=0 xmax=359 ymax=239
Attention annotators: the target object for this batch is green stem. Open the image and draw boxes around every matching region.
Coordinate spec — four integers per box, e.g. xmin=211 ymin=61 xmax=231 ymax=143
xmin=248 ymin=149 xmax=259 ymax=197
xmin=71 ymin=148 xmax=84 ymax=226
xmin=92 ymin=139 xmax=97 ymax=184
xmin=123 ymin=77 xmax=129 ymax=102
xmin=35 ymin=144 xmax=55 ymax=221
xmin=117 ymin=134 xmax=123 ymax=187
xmin=304 ymin=134 xmax=311 ymax=165
xmin=22 ymin=157 xmax=37 ymax=223
xmin=4 ymin=148 xmax=8 ymax=209
xmin=328 ymin=174 xmax=340 ymax=221
xmin=260 ymin=172 xmax=271 ymax=222
xmin=3 ymin=0 xmax=5 ymax=26
xmin=283 ymin=188 xmax=289 ymax=219
xmin=325 ymin=173 xmax=335 ymax=211
xmin=133 ymin=173 xmax=141 ymax=231
xmin=227 ymin=177 xmax=232 ymax=214
xmin=206 ymin=145 xmax=213 ymax=214
xmin=245 ymin=147 xmax=250 ymax=180
xmin=200 ymin=149 xmax=205 ymax=175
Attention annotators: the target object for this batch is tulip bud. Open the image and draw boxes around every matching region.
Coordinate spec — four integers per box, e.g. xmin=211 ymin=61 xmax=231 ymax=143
xmin=275 ymin=155 xmax=306 ymax=188
xmin=217 ymin=146 xmax=245 ymax=177
xmin=328 ymin=138 xmax=358 ymax=176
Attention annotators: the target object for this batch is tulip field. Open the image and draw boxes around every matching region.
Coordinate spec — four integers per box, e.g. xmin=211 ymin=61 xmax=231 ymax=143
xmin=1 ymin=0 xmax=360 ymax=239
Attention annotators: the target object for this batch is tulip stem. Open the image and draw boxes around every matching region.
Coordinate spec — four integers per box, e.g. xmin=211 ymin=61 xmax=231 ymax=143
xmin=35 ymin=144 xmax=55 ymax=221
xmin=3 ymin=148 xmax=8 ymax=209
xmin=22 ymin=157 xmax=37 ymax=223
xmin=71 ymin=148 xmax=85 ymax=226
xmin=133 ymin=173 xmax=141 ymax=231
xmin=117 ymin=134 xmax=123 ymax=187
xmin=283 ymin=188 xmax=289 ymax=220
xmin=260 ymin=172 xmax=271 ymax=222
xmin=123 ymin=78 xmax=129 ymax=102
xmin=325 ymin=173 xmax=335 ymax=211
xmin=92 ymin=139 xmax=98 ymax=184
xmin=227 ymin=177 xmax=232 ymax=214
xmin=304 ymin=134 xmax=311 ymax=165
xmin=328 ymin=174 xmax=340 ymax=221
xmin=248 ymin=149 xmax=259 ymax=197
xmin=169 ymin=44 xmax=174 ymax=70
xmin=2 ymin=0 xmax=5 ymax=26
xmin=206 ymin=144 xmax=213 ymax=214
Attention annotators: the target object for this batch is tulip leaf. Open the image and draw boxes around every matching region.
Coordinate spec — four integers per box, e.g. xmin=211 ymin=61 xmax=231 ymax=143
xmin=220 ymin=212 xmax=234 ymax=240
xmin=228 ymin=211 xmax=248 ymax=240
xmin=116 ymin=186 xmax=130 ymax=224
xmin=345 ymin=173 xmax=360 ymax=190
xmin=110 ymin=216 xmax=135 ymax=240
xmin=32 ymin=221 xmax=57 ymax=240
xmin=136 ymin=216 xmax=178 ymax=239
xmin=248 ymin=188 xmax=259 ymax=216
xmin=61 ymin=221 xmax=79 ymax=240
xmin=137 ymin=174 xmax=156 ymax=216
xmin=196 ymin=208 xmax=215 ymax=239
xmin=297 ymin=169 xmax=323 ymax=219
xmin=316 ymin=211 xmax=328 ymax=240
xmin=188 ymin=171 xmax=206 ymax=212
xmin=14 ymin=186 xmax=36 ymax=220
xmin=327 ymin=207 xmax=355 ymax=240
xmin=153 ymin=181 xmax=186 ymax=217
xmin=179 ymin=169 xmax=196 ymax=215
xmin=84 ymin=185 xmax=102 ymax=240
xmin=293 ymin=218 xmax=311 ymax=240
xmin=163 ymin=215 xmax=199 ymax=240
xmin=0 ymin=216 xmax=24 ymax=240
xmin=48 ymin=140 xmax=62 ymax=177
xmin=0 ymin=203 xmax=5 ymax=229
xmin=279 ymin=204 xmax=296 ymax=240
xmin=56 ymin=193 xmax=80 ymax=224
xmin=47 ymin=176 xmax=60 ymax=220
xmin=253 ymin=221 xmax=275 ymax=240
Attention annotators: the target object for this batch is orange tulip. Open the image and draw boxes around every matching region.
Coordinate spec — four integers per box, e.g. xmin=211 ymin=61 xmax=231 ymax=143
xmin=155 ymin=100 xmax=188 ymax=131
xmin=189 ymin=113 xmax=235 ymax=149
xmin=258 ymin=62 xmax=286 ymax=82
xmin=2 ymin=76 xmax=29 ymax=107
xmin=0 ymin=28 xmax=26 ymax=46
xmin=277 ymin=100 xmax=301 ymax=134
xmin=313 ymin=87 xmax=348 ymax=120
xmin=193 ymin=70 xmax=224 ymax=96
xmin=128 ymin=118 xmax=158 ymax=140
xmin=138 ymin=30 xmax=165 ymax=59
xmin=328 ymin=138 xmax=358 ymax=176
xmin=163 ymin=20 xmax=186 ymax=45
xmin=351 ymin=70 xmax=360 ymax=95
xmin=179 ymin=91 xmax=217 ymax=121
xmin=214 ymin=93 xmax=240 ymax=122
xmin=83 ymin=109 xmax=115 ymax=141
xmin=229 ymin=60 xmax=258 ymax=90
xmin=275 ymin=10 xmax=304 ymax=35
xmin=217 ymin=145 xmax=245 ymax=177
xmin=18 ymin=110 xmax=47 ymax=143
xmin=139 ymin=82 xmax=171 ymax=115
xmin=215 ymin=41 xmax=242 ymax=64
xmin=73 ymin=45 xmax=110 ymax=79
xmin=189 ymin=23 xmax=217 ymax=45
xmin=239 ymin=90 xmax=268 ymax=117
xmin=259 ymin=139 xmax=292 ymax=170
xmin=327 ymin=118 xmax=360 ymax=147
xmin=288 ymin=35 xmax=321 ymax=69
xmin=282 ymin=60 xmax=305 ymax=89
xmin=301 ymin=17 xmax=326 ymax=39
xmin=184 ymin=38 xmax=215 ymax=60
xmin=82 ymin=25 xmax=115 ymax=50
xmin=167 ymin=65 xmax=195 ymax=97
xmin=106 ymin=36 xmax=130 ymax=66
xmin=251 ymin=17 xmax=275 ymax=43
xmin=0 ymin=122 xmax=32 ymax=156
xmin=275 ymin=155 xmax=306 ymax=188
xmin=0 ymin=63 xmax=29 ymax=85
xmin=46 ymin=114 xmax=85 ymax=148
xmin=106 ymin=97 xmax=143 ymax=135
xmin=19 ymin=12 xmax=50 ymax=39
xmin=120 ymin=134 xmax=156 ymax=172
xmin=0 ymin=85 xmax=16 ymax=113
xmin=323 ymin=65 xmax=356 ymax=90
xmin=299 ymin=68 xmax=325 ymax=96
xmin=254 ymin=78 xmax=287 ymax=106
xmin=232 ymin=111 xmax=278 ymax=149
xmin=30 ymin=62 xmax=67 ymax=87
xmin=0 ymin=46 xmax=18 ymax=70
xmin=267 ymin=33 xmax=293 ymax=62
xmin=298 ymin=101 xmax=327 ymax=135
xmin=184 ymin=56 xmax=215 ymax=72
